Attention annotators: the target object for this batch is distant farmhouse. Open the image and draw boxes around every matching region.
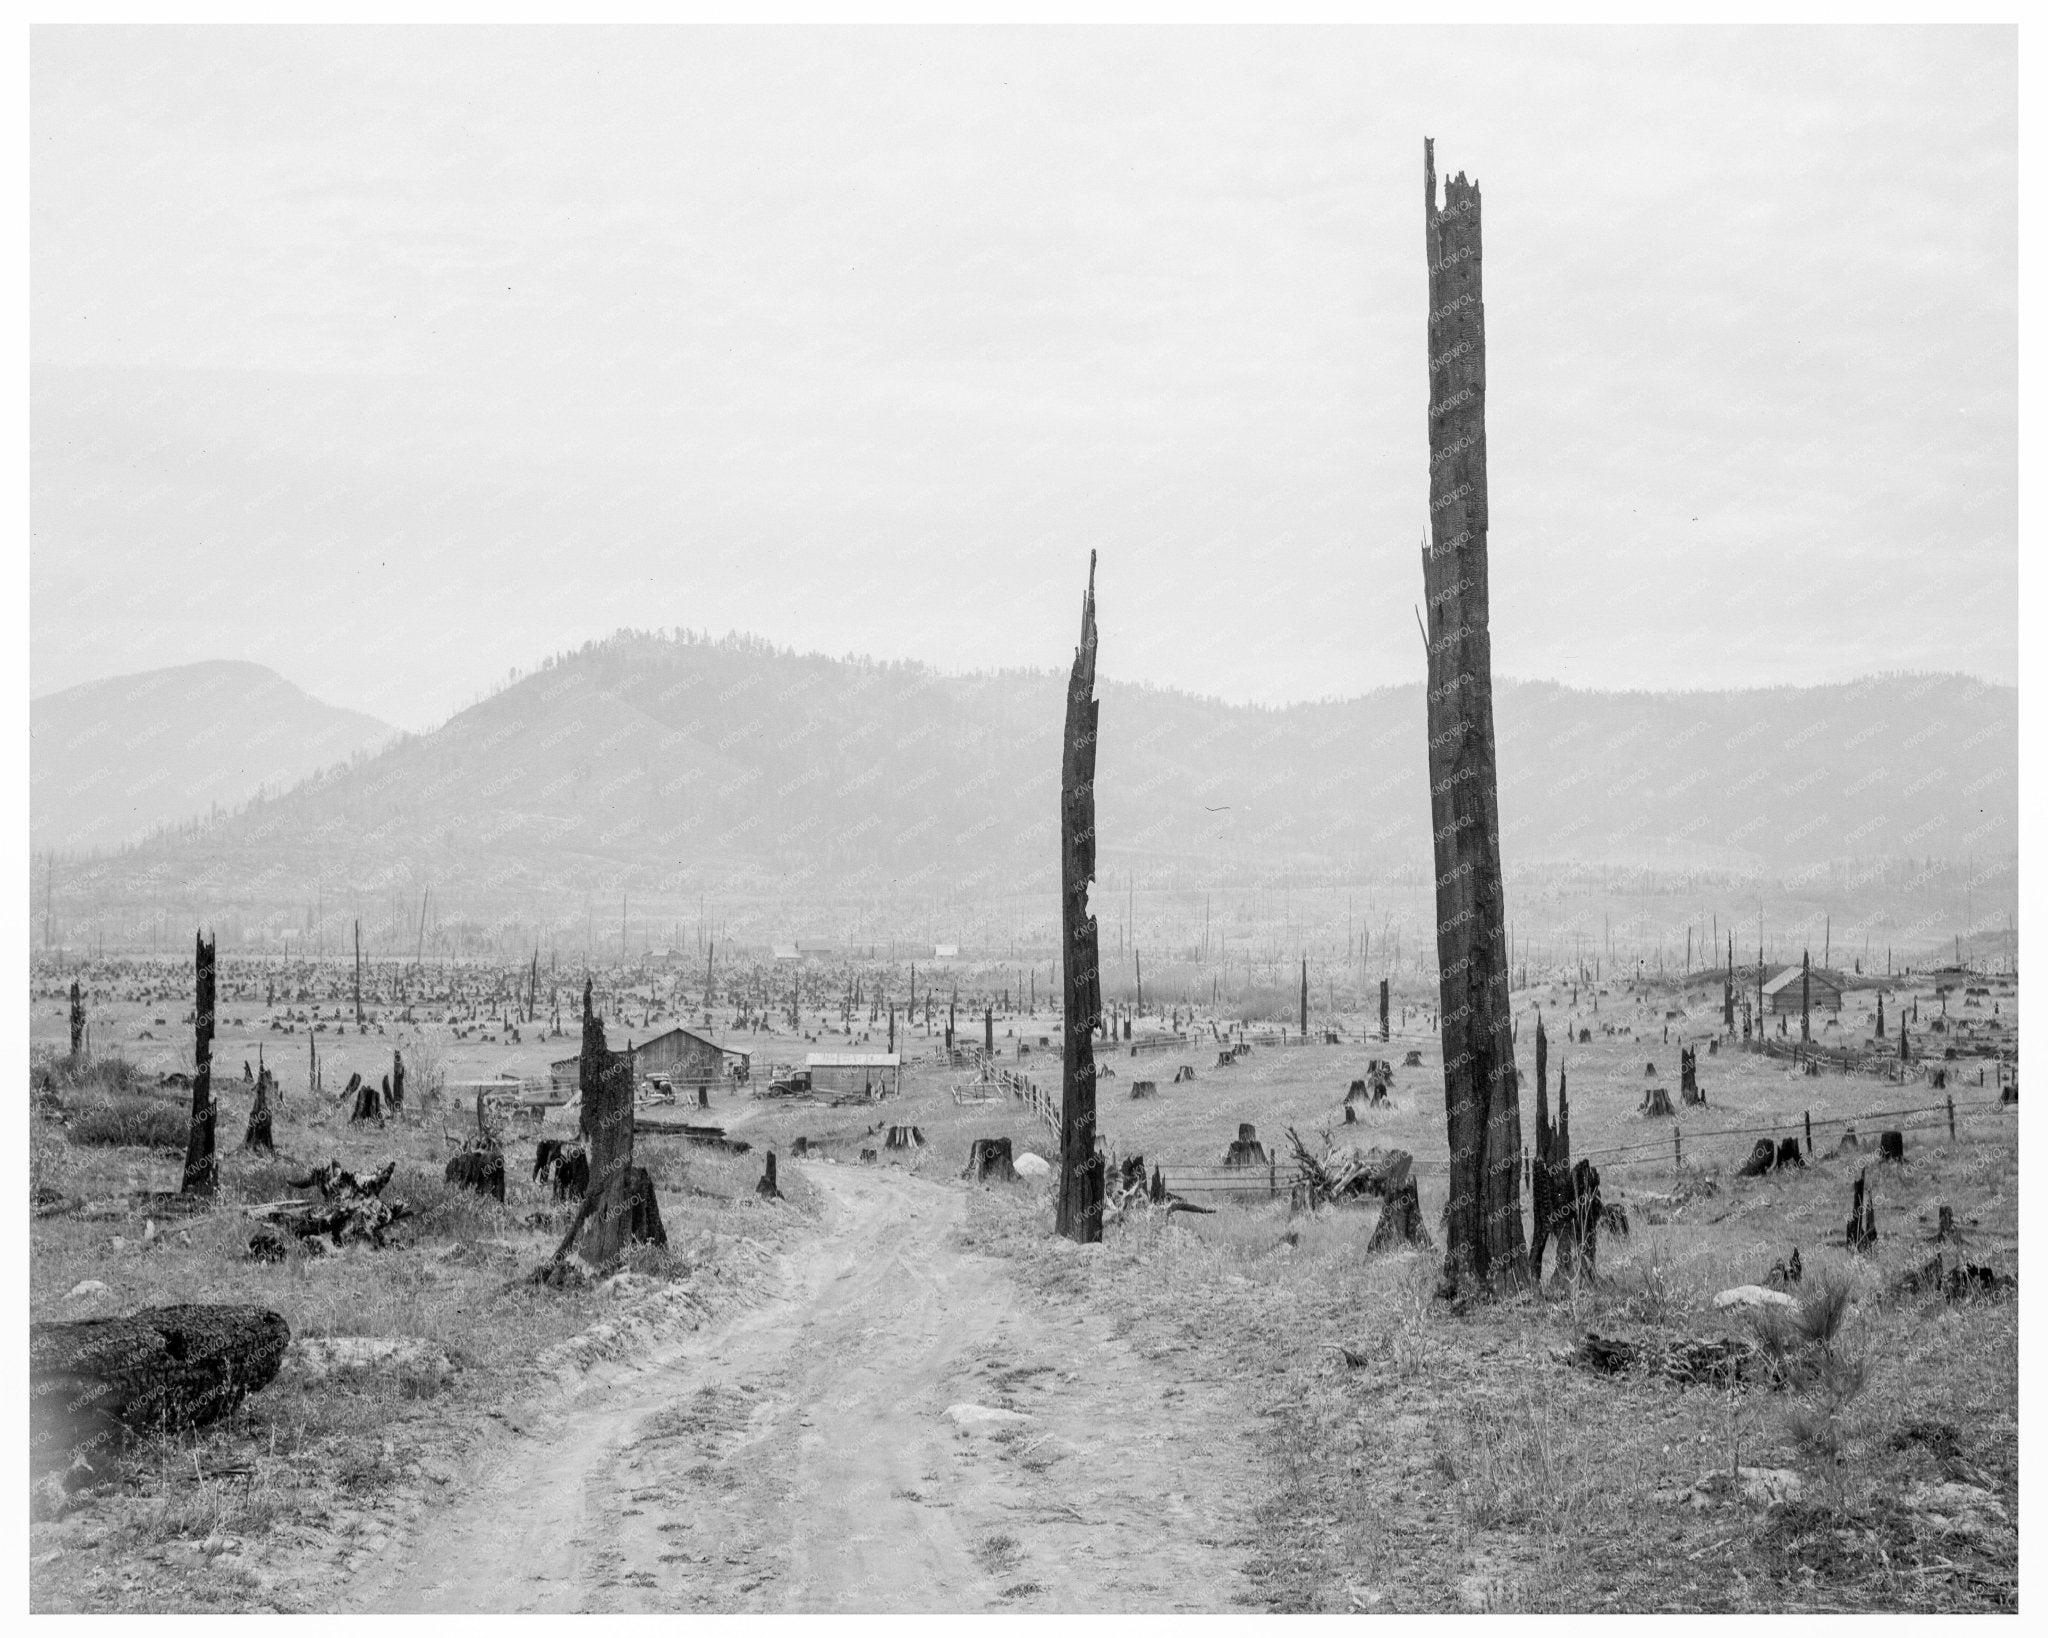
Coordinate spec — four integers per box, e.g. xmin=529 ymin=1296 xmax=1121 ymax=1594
xmin=550 ymin=1024 xmax=749 ymax=1093
xmin=1761 ymin=965 xmax=1844 ymax=1016
xmin=772 ymin=939 xmax=836 ymax=962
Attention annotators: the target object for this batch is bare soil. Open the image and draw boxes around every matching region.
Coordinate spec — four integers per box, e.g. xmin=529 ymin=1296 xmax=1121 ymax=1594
xmin=351 ymin=1161 xmax=1260 ymax=1612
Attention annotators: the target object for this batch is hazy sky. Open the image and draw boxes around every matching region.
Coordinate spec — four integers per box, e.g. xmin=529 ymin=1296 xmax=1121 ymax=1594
xmin=32 ymin=26 xmax=2016 ymax=732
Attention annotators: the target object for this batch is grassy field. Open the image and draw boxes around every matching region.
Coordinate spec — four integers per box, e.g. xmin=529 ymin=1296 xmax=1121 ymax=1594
xmin=28 ymin=961 xmax=2017 ymax=1612
xmin=27 ymin=1048 xmax=820 ymax=1615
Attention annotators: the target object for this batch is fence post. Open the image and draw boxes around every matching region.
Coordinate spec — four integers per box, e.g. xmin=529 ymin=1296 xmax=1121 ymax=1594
xmin=1804 ymin=1110 xmax=1812 ymax=1157
xmin=1947 ymin=1093 xmax=1956 ymax=1141
xmin=1269 ymin=1156 xmax=1277 ymax=1198
xmin=1673 ymin=1126 xmax=1682 ymax=1178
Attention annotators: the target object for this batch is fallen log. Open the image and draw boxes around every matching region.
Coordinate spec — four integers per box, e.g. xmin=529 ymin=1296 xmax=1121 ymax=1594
xmin=31 ymin=1304 xmax=290 ymax=1476
xmin=1561 ymin=1330 xmax=1759 ymax=1388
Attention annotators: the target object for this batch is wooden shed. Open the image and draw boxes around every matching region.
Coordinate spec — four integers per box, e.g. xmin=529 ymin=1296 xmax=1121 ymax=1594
xmin=1761 ymin=965 xmax=1843 ymax=1016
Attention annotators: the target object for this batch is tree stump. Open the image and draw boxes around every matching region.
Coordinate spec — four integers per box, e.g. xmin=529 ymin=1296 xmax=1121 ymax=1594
xmin=1774 ymin=1137 xmax=1805 ymax=1171
xmin=1223 ymin=1123 xmax=1268 ymax=1167
xmin=243 ymin=1066 xmax=275 ymax=1154
xmin=626 ymin=1165 xmax=666 ymax=1243
xmin=964 ymin=1137 xmax=1016 ymax=1183
xmin=445 ymin=1148 xmax=506 ymax=1202
xmin=755 ymin=1151 xmax=782 ymax=1199
xmin=1879 ymin=1130 xmax=1906 ymax=1163
xmin=1640 ymin=1085 xmax=1675 ymax=1118
xmin=31 ymin=1305 xmax=290 ymax=1476
xmin=1737 ymin=1139 xmax=1776 ymax=1178
xmin=1366 ymin=1178 xmax=1433 ymax=1253
xmin=791 ymin=1136 xmax=809 ymax=1156
xmin=1130 ymin=1079 xmax=1157 ymax=1100
xmin=347 ymin=1073 xmax=382 ymax=1126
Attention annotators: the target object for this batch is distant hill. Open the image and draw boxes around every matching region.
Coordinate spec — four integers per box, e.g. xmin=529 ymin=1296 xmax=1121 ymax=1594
xmin=48 ymin=634 xmax=2015 ymax=931
xmin=31 ymin=660 xmax=397 ymax=853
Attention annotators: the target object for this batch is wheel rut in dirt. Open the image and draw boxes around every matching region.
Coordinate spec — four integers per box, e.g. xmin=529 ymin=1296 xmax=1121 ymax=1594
xmin=359 ymin=1164 xmax=1262 ymax=1612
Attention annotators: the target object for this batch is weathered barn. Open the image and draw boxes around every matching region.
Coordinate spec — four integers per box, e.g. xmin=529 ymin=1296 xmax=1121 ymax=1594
xmin=549 ymin=1025 xmax=748 ymax=1092
xmin=1762 ymin=965 xmax=1844 ymax=1015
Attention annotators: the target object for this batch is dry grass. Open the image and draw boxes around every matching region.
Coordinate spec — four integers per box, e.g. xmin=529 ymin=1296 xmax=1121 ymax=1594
xmin=959 ymin=1109 xmax=2018 ymax=1613
xmin=28 ymin=1073 xmax=808 ymax=1613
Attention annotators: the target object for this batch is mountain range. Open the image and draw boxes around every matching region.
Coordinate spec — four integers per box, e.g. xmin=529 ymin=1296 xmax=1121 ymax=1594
xmin=31 ymin=660 xmax=396 ymax=854
xmin=37 ymin=635 xmax=2016 ymax=940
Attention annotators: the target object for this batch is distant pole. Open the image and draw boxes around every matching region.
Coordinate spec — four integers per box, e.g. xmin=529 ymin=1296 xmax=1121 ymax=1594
xmin=1299 ymin=954 xmax=1308 ymax=1039
xmin=1801 ymin=950 xmax=1811 ymax=1041
xmin=354 ymin=918 xmax=363 ymax=1026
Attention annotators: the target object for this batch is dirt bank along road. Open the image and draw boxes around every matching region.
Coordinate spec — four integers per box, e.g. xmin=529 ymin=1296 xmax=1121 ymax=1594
xmin=353 ymin=1164 xmax=1263 ymax=1612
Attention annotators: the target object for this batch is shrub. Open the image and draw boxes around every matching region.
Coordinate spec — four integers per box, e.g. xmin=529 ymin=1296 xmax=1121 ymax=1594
xmin=67 ymin=1096 xmax=190 ymax=1150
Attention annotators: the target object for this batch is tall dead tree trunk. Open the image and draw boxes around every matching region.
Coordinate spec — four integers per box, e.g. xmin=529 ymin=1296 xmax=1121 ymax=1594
xmin=1057 ymin=553 xmax=1106 ymax=1244
xmin=1530 ymin=1011 xmax=1553 ymax=1278
xmin=353 ymin=917 xmax=363 ymax=1027
xmin=1299 ymin=955 xmax=1308 ymax=1039
xmin=68 ymin=979 xmax=85 ymax=1061
xmin=1801 ymin=949 xmax=1811 ymax=1041
xmin=182 ymin=931 xmax=217 ymax=1196
xmin=1724 ymin=933 xmax=1735 ymax=1031
xmin=1420 ymin=138 xmax=1525 ymax=1294
xmin=1380 ymin=977 xmax=1390 ymax=1042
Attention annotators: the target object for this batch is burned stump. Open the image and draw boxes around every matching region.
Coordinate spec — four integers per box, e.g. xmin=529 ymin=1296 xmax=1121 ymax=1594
xmin=1366 ymin=1178 xmax=1433 ymax=1253
xmin=1774 ymin=1137 xmax=1805 ymax=1171
xmin=1879 ymin=1130 xmax=1906 ymax=1163
xmin=1640 ymin=1085 xmax=1675 ymax=1119
xmin=1738 ymin=1139 xmax=1778 ymax=1178
xmin=1222 ymin=1123 xmax=1269 ymax=1168
xmin=964 ymin=1137 xmax=1016 ymax=1183
xmin=533 ymin=1139 xmax=589 ymax=1201
xmin=1130 ymin=1079 xmax=1158 ymax=1100
xmin=756 ymin=1152 xmax=782 ymax=1199
xmin=884 ymin=1125 xmax=925 ymax=1149
xmin=445 ymin=1148 xmax=506 ymax=1202
xmin=31 ymin=1304 xmax=290 ymax=1476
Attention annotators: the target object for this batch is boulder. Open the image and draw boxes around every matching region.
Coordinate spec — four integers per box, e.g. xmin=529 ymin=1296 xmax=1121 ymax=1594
xmin=1014 ymin=1153 xmax=1051 ymax=1179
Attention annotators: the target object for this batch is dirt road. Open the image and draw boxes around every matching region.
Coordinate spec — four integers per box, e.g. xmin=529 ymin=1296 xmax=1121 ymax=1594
xmin=353 ymin=1164 xmax=1262 ymax=1612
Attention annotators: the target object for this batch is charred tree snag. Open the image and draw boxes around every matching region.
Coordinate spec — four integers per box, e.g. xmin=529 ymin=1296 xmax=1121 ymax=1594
xmin=1421 ymin=139 xmax=1526 ymax=1295
xmin=68 ymin=979 xmax=85 ymax=1061
xmin=1057 ymin=554 xmax=1106 ymax=1243
xmin=755 ymin=1151 xmax=782 ymax=1200
xmin=181 ymin=931 xmax=217 ymax=1197
xmin=1531 ymin=1012 xmax=1557 ymax=1278
xmin=1380 ymin=977 xmax=1391 ymax=1042
xmin=386 ymin=1049 xmax=405 ymax=1116
xmin=31 ymin=1305 xmax=290 ymax=1477
xmin=354 ymin=918 xmax=364 ymax=1027
xmin=575 ymin=978 xmax=638 ymax=1264
xmin=243 ymin=1065 xmax=275 ymax=1154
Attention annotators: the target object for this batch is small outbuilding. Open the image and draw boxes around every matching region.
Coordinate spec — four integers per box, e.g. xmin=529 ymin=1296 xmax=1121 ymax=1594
xmin=806 ymin=1051 xmax=902 ymax=1100
xmin=1762 ymin=965 xmax=1843 ymax=1016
